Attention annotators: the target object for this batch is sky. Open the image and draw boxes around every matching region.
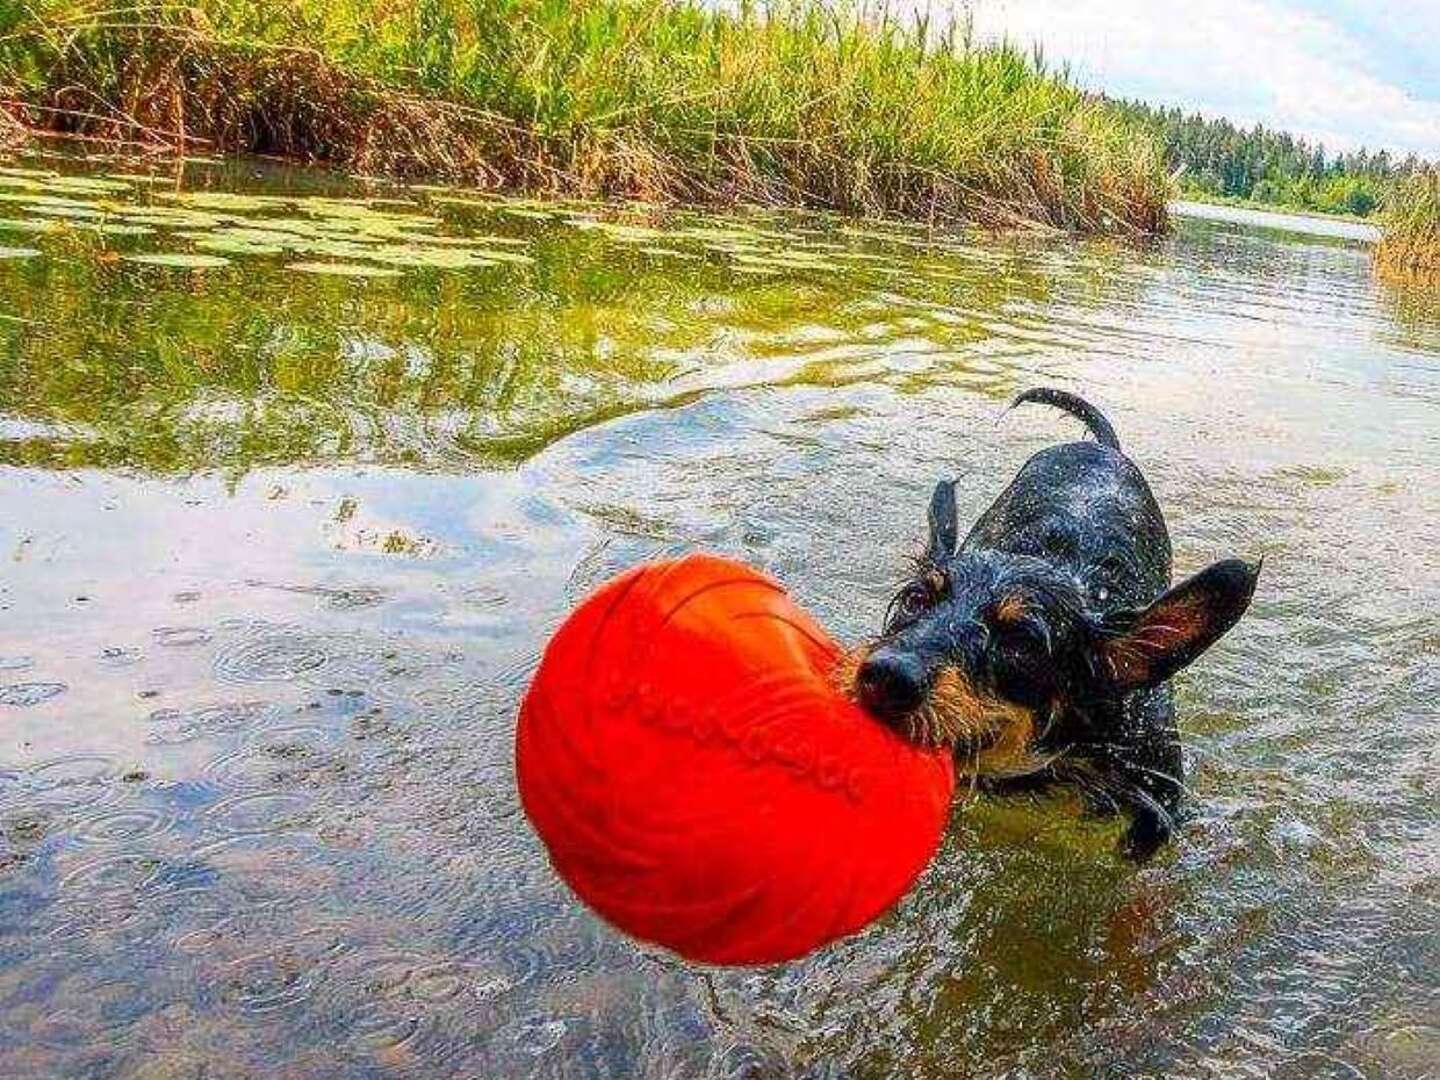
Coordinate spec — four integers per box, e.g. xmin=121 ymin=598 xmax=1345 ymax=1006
xmin=958 ymin=0 xmax=1440 ymax=160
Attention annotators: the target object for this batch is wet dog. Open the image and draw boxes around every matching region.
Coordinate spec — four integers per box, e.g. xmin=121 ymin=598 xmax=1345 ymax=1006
xmin=842 ymin=388 xmax=1259 ymax=860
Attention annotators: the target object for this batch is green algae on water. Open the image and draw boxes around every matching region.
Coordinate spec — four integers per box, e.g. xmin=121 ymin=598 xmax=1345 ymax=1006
xmin=285 ymin=261 xmax=403 ymax=277
xmin=124 ymin=252 xmax=232 ymax=269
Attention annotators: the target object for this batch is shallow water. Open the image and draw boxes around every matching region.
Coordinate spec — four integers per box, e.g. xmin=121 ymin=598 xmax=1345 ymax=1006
xmin=1170 ymin=199 xmax=1383 ymax=243
xmin=1 ymin=152 xmax=1437 ymax=1079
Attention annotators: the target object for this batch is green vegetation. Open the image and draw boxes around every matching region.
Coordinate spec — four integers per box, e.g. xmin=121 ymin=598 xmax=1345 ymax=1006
xmin=1116 ymin=100 xmax=1433 ymax=219
xmin=0 ymin=0 xmax=1168 ymax=232
xmin=0 ymin=155 xmax=1120 ymax=474
xmin=1376 ymin=171 xmax=1440 ymax=279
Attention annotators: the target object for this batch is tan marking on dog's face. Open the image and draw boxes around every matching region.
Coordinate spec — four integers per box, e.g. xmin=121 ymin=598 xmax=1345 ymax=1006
xmin=922 ymin=566 xmax=947 ymax=597
xmin=836 ymin=651 xmax=1048 ymax=775
xmin=831 ymin=644 xmax=871 ymax=700
xmin=904 ymin=666 xmax=1040 ymax=765
xmin=994 ymin=593 xmax=1027 ymax=625
xmin=968 ymin=707 xmax=1042 ymax=777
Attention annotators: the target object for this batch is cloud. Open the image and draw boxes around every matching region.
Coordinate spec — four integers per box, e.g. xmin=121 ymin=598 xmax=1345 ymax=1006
xmin=956 ymin=0 xmax=1440 ymax=158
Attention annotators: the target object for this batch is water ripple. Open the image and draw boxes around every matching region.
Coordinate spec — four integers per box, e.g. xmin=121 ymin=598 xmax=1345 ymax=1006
xmin=221 ymin=949 xmax=322 ymax=1015
xmin=213 ymin=625 xmax=333 ymax=684
xmin=202 ymin=725 xmax=338 ymax=789
xmin=28 ymin=753 xmax=118 ymax=787
xmin=0 ymin=681 xmax=66 ymax=706
xmin=145 ymin=699 xmax=279 ymax=745
xmin=204 ymin=790 xmax=315 ymax=836
xmin=71 ymin=807 xmax=175 ymax=847
xmin=59 ymin=853 xmax=164 ymax=898
xmin=153 ymin=626 xmax=213 ymax=648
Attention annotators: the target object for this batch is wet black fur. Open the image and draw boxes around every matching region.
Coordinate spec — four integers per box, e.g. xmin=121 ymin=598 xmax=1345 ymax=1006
xmin=858 ymin=388 xmax=1259 ymax=860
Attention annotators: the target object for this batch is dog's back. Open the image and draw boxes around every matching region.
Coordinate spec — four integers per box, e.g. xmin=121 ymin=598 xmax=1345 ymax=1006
xmin=964 ymin=410 xmax=1172 ymax=612
xmin=971 ymin=392 xmax=1186 ymax=843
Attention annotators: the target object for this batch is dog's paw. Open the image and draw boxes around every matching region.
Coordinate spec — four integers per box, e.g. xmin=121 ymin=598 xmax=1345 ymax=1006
xmin=1119 ymin=806 xmax=1173 ymax=862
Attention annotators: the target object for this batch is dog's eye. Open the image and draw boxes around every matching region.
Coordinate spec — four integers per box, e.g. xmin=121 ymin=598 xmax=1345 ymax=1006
xmin=886 ymin=569 xmax=946 ymax=629
xmin=889 ymin=584 xmax=933 ymax=625
xmin=898 ymin=587 xmax=930 ymax=618
xmin=997 ymin=616 xmax=1051 ymax=655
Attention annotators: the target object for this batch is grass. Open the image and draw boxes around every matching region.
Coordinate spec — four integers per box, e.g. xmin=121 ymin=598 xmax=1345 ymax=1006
xmin=0 ymin=0 xmax=1169 ymax=232
xmin=1376 ymin=171 xmax=1440 ymax=279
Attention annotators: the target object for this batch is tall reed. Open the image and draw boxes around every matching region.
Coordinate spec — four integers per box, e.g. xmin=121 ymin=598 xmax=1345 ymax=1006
xmin=1376 ymin=171 xmax=1440 ymax=279
xmin=0 ymin=0 xmax=1169 ymax=232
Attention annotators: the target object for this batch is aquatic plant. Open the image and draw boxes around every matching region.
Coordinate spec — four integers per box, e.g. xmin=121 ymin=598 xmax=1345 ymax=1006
xmin=0 ymin=151 xmax=1107 ymax=473
xmin=1376 ymin=171 xmax=1440 ymax=280
xmin=0 ymin=0 xmax=1168 ymax=232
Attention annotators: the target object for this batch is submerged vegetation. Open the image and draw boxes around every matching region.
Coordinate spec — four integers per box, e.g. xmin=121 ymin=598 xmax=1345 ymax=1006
xmin=1376 ymin=172 xmax=1440 ymax=280
xmin=0 ymin=154 xmax=1109 ymax=473
xmin=0 ymin=0 xmax=1168 ymax=232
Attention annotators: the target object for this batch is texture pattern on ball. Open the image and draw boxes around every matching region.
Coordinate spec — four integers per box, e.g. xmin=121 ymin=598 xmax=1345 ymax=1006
xmin=517 ymin=553 xmax=955 ymax=965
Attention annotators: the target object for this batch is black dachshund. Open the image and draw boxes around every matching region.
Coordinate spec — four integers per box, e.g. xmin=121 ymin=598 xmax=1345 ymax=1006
xmin=845 ymin=389 xmax=1259 ymax=859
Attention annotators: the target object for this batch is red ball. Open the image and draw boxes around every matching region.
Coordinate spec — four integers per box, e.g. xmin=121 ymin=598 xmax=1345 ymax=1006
xmin=516 ymin=553 xmax=955 ymax=965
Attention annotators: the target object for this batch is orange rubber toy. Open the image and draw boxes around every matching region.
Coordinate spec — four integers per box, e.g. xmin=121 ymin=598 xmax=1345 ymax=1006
xmin=516 ymin=553 xmax=955 ymax=965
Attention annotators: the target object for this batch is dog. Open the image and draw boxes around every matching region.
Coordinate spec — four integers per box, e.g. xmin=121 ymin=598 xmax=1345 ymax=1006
xmin=842 ymin=388 xmax=1259 ymax=860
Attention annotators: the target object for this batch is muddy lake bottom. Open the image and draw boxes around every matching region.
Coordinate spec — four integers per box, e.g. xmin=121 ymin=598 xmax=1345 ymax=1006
xmin=0 ymin=152 xmax=1437 ymax=1078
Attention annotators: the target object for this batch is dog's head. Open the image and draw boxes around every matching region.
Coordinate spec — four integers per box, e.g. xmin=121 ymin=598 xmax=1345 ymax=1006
xmin=842 ymin=480 xmax=1259 ymax=778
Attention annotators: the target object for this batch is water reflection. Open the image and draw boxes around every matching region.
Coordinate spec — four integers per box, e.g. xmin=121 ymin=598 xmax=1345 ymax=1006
xmin=0 ymin=152 xmax=1163 ymax=474
xmin=0 ymin=153 xmax=1436 ymax=1078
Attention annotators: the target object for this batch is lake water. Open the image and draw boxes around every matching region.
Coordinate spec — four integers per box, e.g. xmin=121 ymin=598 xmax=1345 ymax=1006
xmin=1169 ymin=199 xmax=1384 ymax=243
xmin=1 ymin=153 xmax=1436 ymax=1078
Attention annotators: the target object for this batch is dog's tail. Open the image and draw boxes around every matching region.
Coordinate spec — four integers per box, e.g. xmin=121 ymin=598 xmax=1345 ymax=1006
xmin=1008 ymin=387 xmax=1121 ymax=450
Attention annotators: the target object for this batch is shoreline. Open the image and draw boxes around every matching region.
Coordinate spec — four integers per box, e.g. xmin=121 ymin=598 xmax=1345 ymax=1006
xmin=0 ymin=0 xmax=1169 ymax=236
xmin=1175 ymin=191 xmax=1377 ymax=226
xmin=1169 ymin=199 xmax=1382 ymax=243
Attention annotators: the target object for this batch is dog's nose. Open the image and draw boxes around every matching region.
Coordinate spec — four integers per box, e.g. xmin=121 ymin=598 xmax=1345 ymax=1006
xmin=856 ymin=650 xmax=927 ymax=720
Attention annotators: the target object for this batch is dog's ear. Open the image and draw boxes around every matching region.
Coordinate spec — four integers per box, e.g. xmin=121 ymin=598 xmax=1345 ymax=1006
xmin=926 ymin=480 xmax=958 ymax=564
xmin=1094 ymin=559 xmax=1260 ymax=692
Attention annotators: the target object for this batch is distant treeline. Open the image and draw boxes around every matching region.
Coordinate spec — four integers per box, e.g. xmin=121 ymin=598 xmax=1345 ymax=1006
xmin=1113 ymin=100 xmax=1435 ymax=217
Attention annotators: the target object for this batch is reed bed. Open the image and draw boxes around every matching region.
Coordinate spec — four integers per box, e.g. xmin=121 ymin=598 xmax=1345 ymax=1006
xmin=1376 ymin=171 xmax=1440 ymax=279
xmin=0 ymin=0 xmax=1169 ymax=232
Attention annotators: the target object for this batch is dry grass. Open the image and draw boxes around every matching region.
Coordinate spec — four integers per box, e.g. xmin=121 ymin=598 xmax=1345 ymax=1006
xmin=1376 ymin=171 xmax=1440 ymax=280
xmin=0 ymin=97 xmax=25 ymax=147
xmin=2 ymin=15 xmax=501 ymax=176
xmin=0 ymin=0 xmax=1170 ymax=232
